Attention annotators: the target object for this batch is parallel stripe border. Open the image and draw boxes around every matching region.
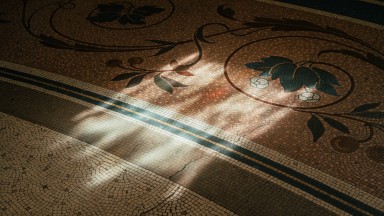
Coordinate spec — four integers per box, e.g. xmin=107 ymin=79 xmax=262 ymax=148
xmin=1 ymin=67 xmax=382 ymax=215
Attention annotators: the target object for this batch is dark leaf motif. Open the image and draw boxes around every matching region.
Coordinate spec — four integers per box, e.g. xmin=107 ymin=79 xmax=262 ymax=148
xmin=121 ymin=6 xmax=164 ymax=25
xmin=154 ymin=74 xmax=173 ymax=94
xmin=135 ymin=6 xmax=165 ymax=16
xmin=350 ymin=112 xmax=384 ymax=119
xmin=253 ymin=17 xmax=280 ymax=23
xmin=245 ymin=56 xmax=292 ymax=74
xmin=154 ymin=45 xmax=176 ymax=56
xmin=176 ymin=71 xmax=194 ymax=76
xmin=322 ymin=117 xmax=350 ymax=134
xmin=217 ymin=5 xmax=235 ymax=20
xmin=282 ymin=18 xmax=321 ymax=29
xmin=316 ymin=81 xmax=338 ymax=96
xmin=127 ymin=74 xmax=146 ymax=88
xmin=196 ymin=25 xmax=212 ymax=43
xmin=88 ymin=3 xmax=124 ymax=22
xmin=307 ymin=115 xmax=325 ymax=142
xmin=246 ymin=56 xmax=340 ymax=95
xmin=39 ymin=34 xmax=70 ymax=48
xmin=127 ymin=57 xmax=144 ymax=64
xmin=89 ymin=3 xmax=164 ymax=26
xmin=148 ymin=40 xmax=175 ymax=45
xmin=270 ymin=63 xmax=302 ymax=92
xmin=351 ymin=103 xmax=381 ymax=113
xmin=40 ymin=34 xmax=111 ymax=51
xmin=162 ymin=76 xmax=188 ymax=87
xmin=73 ymin=43 xmax=109 ymax=52
xmin=312 ymin=67 xmax=339 ymax=86
xmin=106 ymin=59 xmax=123 ymax=67
xmin=119 ymin=13 xmax=145 ymax=25
xmin=90 ymin=12 xmax=121 ymax=22
xmin=112 ymin=72 xmax=142 ymax=81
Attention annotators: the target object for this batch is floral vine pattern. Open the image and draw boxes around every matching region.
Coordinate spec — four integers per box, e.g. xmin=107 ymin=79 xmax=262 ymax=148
xmin=217 ymin=5 xmax=384 ymax=159
xmin=106 ymin=57 xmax=194 ymax=94
xmin=20 ymin=1 xmax=384 ymax=161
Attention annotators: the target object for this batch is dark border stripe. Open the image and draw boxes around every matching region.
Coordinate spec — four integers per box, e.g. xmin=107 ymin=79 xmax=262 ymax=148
xmin=1 ymin=67 xmax=383 ymax=215
xmin=276 ymin=0 xmax=384 ymax=25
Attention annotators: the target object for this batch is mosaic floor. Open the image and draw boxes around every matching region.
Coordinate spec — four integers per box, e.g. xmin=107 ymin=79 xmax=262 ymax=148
xmin=1 ymin=0 xmax=383 ymax=215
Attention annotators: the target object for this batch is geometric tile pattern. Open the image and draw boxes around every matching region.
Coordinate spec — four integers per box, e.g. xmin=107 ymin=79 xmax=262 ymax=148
xmin=0 ymin=112 xmax=235 ymax=215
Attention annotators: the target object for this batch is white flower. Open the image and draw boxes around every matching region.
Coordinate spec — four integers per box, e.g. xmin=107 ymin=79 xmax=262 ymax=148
xmin=250 ymin=77 xmax=269 ymax=89
xmin=298 ymin=92 xmax=320 ymax=102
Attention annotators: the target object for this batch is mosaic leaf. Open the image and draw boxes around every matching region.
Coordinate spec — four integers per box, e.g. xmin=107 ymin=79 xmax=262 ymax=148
xmin=119 ymin=14 xmax=146 ymax=25
xmin=217 ymin=5 xmax=235 ymax=20
xmin=246 ymin=56 xmax=339 ymax=95
xmin=245 ymin=56 xmax=292 ymax=74
xmin=106 ymin=59 xmax=122 ymax=67
xmin=316 ymin=81 xmax=338 ymax=96
xmin=127 ymin=74 xmax=146 ymax=88
xmin=312 ymin=67 xmax=340 ymax=86
xmin=88 ymin=3 xmax=124 ymax=22
xmin=112 ymin=72 xmax=142 ymax=81
xmin=351 ymin=103 xmax=381 ymax=113
xmin=39 ymin=34 xmax=70 ymax=48
xmin=89 ymin=4 xmax=164 ymax=26
xmin=322 ymin=117 xmax=350 ymax=134
xmin=154 ymin=74 xmax=173 ymax=94
xmin=350 ymin=112 xmax=384 ymax=119
xmin=307 ymin=115 xmax=324 ymax=142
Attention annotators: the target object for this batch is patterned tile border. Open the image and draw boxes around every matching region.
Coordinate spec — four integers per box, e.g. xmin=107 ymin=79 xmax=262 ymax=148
xmin=1 ymin=60 xmax=384 ymax=215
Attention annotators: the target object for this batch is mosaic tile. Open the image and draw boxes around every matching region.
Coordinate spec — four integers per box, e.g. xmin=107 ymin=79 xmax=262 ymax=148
xmin=0 ymin=113 xmax=235 ymax=215
xmin=0 ymin=0 xmax=384 ymax=215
